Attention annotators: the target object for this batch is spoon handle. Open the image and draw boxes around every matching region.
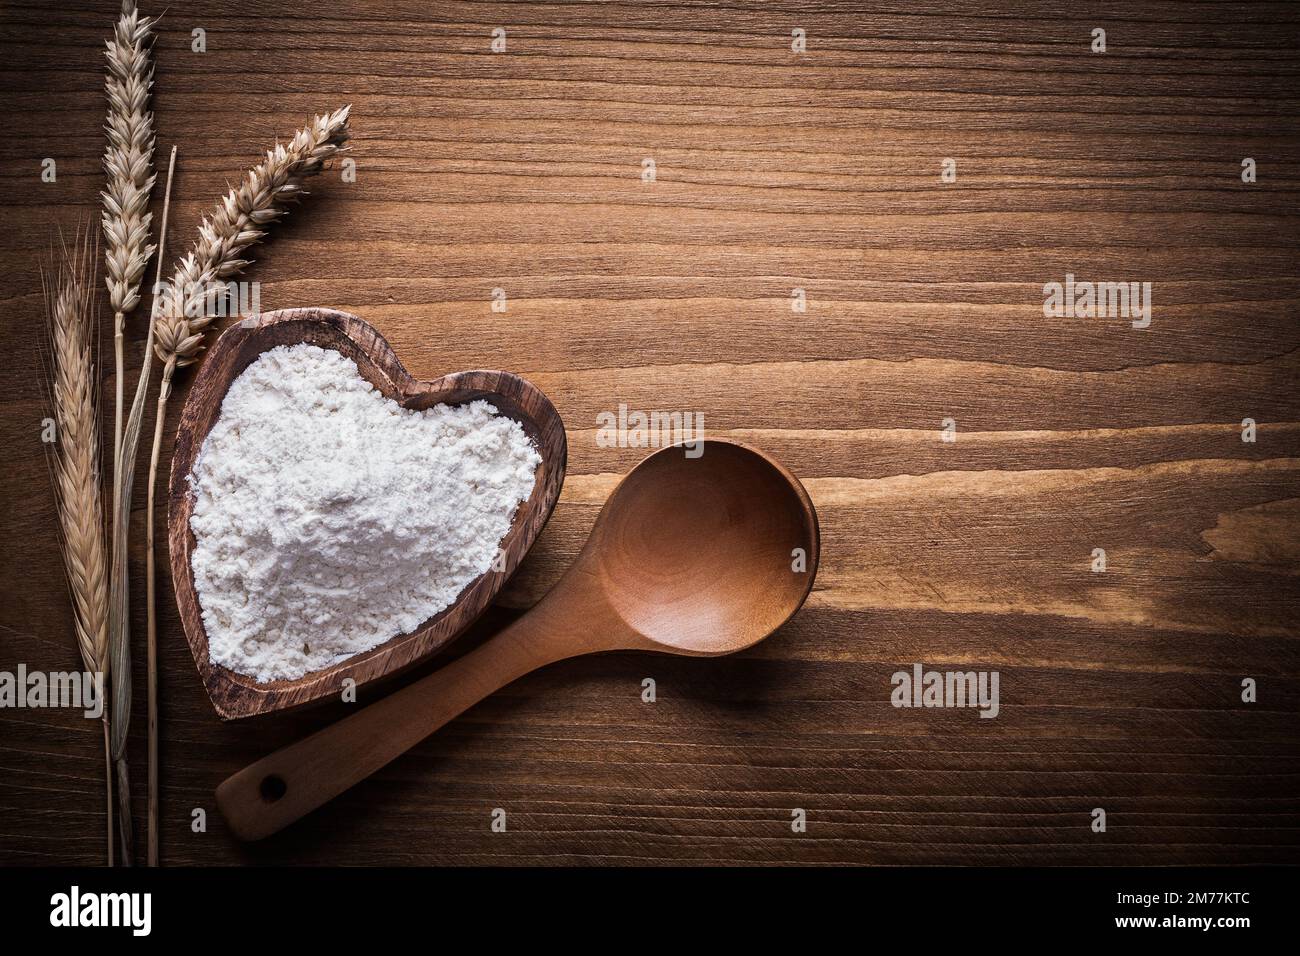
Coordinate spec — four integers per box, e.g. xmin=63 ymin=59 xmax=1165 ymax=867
xmin=216 ymin=595 xmax=612 ymax=841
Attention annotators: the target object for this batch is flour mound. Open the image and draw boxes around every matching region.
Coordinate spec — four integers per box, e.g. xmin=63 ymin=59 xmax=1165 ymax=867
xmin=188 ymin=343 xmax=540 ymax=683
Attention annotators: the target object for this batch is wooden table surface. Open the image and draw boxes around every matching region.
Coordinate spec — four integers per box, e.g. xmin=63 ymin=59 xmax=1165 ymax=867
xmin=2 ymin=0 xmax=1298 ymax=866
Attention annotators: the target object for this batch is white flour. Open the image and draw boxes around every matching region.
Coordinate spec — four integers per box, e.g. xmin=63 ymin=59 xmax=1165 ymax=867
xmin=188 ymin=343 xmax=540 ymax=683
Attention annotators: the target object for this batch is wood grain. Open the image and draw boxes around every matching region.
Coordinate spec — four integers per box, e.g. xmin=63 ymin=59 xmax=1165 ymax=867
xmin=1 ymin=0 xmax=1298 ymax=865
xmin=167 ymin=307 xmax=566 ymax=719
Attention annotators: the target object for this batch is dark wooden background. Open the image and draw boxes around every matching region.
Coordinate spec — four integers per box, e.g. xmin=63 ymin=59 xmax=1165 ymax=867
xmin=2 ymin=1 xmax=1298 ymax=865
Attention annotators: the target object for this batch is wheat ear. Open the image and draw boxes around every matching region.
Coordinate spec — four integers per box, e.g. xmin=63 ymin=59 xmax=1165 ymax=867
xmin=103 ymin=0 xmax=156 ymax=493
xmin=43 ymin=229 xmax=114 ymax=866
xmin=142 ymin=107 xmax=349 ymax=861
xmin=153 ymin=106 xmax=351 ymax=370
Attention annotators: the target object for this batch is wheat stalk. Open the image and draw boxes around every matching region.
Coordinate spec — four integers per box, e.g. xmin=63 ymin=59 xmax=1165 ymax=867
xmin=102 ymin=0 xmax=156 ymax=493
xmin=43 ymin=229 xmax=114 ymax=866
xmin=101 ymin=0 xmax=159 ymax=869
xmin=103 ymin=144 xmax=175 ymax=869
xmin=143 ymin=145 xmax=176 ymax=868
xmin=143 ymin=108 xmax=348 ymax=863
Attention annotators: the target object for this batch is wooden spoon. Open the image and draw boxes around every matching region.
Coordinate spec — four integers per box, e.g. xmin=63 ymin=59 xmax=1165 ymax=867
xmin=216 ymin=439 xmax=820 ymax=840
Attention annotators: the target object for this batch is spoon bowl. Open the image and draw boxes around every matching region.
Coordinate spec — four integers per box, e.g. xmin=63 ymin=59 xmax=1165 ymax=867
xmin=589 ymin=441 xmax=818 ymax=654
xmin=217 ymin=439 xmax=819 ymax=840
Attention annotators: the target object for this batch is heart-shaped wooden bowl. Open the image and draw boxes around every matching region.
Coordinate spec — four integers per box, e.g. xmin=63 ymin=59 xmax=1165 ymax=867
xmin=167 ymin=307 xmax=566 ymax=720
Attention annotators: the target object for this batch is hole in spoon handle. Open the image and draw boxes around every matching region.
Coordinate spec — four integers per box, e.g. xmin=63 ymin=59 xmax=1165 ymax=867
xmin=215 ymin=604 xmax=599 ymax=841
xmin=259 ymin=775 xmax=287 ymax=803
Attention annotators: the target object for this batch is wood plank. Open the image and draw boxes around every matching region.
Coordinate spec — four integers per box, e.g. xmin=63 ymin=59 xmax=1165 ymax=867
xmin=0 ymin=0 xmax=1297 ymax=867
